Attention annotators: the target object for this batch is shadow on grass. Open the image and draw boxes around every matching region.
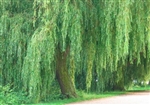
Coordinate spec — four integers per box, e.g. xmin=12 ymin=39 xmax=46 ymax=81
xmin=127 ymin=90 xmax=150 ymax=92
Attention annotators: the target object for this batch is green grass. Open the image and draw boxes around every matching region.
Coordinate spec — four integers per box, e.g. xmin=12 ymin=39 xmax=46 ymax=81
xmin=28 ymin=91 xmax=126 ymax=105
xmin=128 ymin=85 xmax=150 ymax=92
xmin=1 ymin=84 xmax=149 ymax=105
xmin=29 ymin=85 xmax=150 ymax=105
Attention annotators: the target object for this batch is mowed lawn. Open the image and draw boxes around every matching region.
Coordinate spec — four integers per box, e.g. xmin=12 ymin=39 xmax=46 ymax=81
xmin=29 ymin=85 xmax=150 ymax=105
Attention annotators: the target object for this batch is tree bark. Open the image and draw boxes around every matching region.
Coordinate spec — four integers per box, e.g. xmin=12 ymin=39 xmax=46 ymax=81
xmin=56 ymin=45 xmax=77 ymax=98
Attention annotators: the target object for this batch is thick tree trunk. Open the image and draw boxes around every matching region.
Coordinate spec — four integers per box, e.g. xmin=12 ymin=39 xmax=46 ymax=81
xmin=56 ymin=46 xmax=77 ymax=98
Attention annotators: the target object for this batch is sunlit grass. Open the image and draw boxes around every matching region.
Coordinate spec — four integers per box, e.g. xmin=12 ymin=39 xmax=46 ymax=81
xmin=128 ymin=85 xmax=150 ymax=91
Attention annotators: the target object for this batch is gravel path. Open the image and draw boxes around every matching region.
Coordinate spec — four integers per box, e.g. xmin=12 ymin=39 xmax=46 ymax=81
xmin=67 ymin=91 xmax=150 ymax=104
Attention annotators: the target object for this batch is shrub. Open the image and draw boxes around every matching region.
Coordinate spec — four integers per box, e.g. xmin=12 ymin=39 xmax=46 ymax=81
xmin=0 ymin=85 xmax=29 ymax=105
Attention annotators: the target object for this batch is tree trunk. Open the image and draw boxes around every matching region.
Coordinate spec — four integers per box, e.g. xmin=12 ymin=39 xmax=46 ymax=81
xmin=56 ymin=45 xmax=77 ymax=98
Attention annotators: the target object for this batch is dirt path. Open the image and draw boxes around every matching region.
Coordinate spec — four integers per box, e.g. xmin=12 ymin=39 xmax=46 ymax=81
xmin=67 ymin=91 xmax=150 ymax=104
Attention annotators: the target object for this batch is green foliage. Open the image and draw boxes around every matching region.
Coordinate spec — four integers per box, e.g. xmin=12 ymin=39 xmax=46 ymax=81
xmin=0 ymin=85 xmax=29 ymax=105
xmin=0 ymin=0 xmax=150 ymax=103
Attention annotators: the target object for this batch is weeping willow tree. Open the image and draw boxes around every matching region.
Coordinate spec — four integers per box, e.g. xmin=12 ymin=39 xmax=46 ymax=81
xmin=0 ymin=0 xmax=150 ymax=103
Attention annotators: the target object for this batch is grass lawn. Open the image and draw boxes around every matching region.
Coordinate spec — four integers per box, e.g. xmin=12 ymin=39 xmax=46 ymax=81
xmin=128 ymin=85 xmax=150 ymax=92
xmin=28 ymin=91 xmax=126 ymax=105
xmin=29 ymin=85 xmax=150 ymax=105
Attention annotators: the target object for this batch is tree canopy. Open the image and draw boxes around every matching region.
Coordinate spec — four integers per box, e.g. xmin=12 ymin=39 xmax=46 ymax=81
xmin=0 ymin=0 xmax=150 ymax=103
